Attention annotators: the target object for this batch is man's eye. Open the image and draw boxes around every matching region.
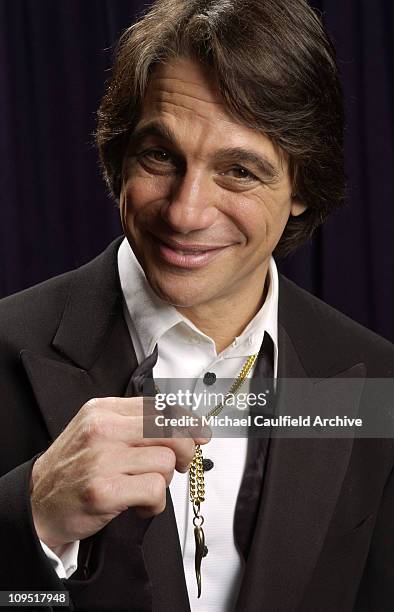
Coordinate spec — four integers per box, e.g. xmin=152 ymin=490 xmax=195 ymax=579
xmin=136 ymin=148 xmax=178 ymax=175
xmin=143 ymin=149 xmax=173 ymax=163
xmin=225 ymin=166 xmax=258 ymax=181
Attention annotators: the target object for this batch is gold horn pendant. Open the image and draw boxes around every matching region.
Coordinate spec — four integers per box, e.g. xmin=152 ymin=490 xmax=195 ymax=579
xmin=194 ymin=521 xmax=208 ymax=598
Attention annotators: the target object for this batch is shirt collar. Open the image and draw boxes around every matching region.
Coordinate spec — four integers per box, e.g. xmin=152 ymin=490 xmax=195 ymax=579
xmin=118 ymin=238 xmax=182 ymax=358
xmin=118 ymin=237 xmax=278 ymax=362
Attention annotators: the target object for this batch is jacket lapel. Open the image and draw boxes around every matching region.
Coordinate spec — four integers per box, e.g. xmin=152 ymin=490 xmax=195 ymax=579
xmin=20 ymin=239 xmax=136 ymax=441
xmin=236 ymin=278 xmax=367 ymax=611
xmin=124 ymin=346 xmax=191 ymax=611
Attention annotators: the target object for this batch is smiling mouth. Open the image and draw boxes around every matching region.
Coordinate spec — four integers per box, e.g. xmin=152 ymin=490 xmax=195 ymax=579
xmin=149 ymin=234 xmax=232 ymax=269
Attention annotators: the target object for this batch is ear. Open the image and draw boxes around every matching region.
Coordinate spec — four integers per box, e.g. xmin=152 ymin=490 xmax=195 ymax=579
xmin=290 ymin=197 xmax=307 ymax=217
xmin=118 ymin=188 xmax=128 ymax=233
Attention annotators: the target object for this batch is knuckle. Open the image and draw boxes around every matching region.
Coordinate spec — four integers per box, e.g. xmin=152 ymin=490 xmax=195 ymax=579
xmin=156 ymin=447 xmax=176 ymax=471
xmin=81 ymin=411 xmax=107 ymax=441
xmin=80 ymin=479 xmax=100 ymax=507
xmin=81 ymin=478 xmax=109 ymax=511
xmin=145 ymin=473 xmax=166 ymax=509
xmin=182 ymin=440 xmax=196 ymax=465
xmin=82 ymin=398 xmax=100 ymax=412
xmin=131 ymin=396 xmax=144 ymax=411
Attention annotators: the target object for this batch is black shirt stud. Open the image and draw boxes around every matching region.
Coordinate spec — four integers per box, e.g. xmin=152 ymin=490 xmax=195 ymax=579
xmin=203 ymin=458 xmax=214 ymax=472
xmin=203 ymin=372 xmax=216 ymax=386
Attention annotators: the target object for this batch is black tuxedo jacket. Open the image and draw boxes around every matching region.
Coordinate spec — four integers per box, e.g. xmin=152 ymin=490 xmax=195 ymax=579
xmin=0 ymin=238 xmax=393 ymax=611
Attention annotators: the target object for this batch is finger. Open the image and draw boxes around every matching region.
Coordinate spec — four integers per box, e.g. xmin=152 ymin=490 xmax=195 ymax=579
xmin=131 ymin=436 xmax=197 ymax=473
xmin=79 ymin=410 xmax=197 ymax=472
xmin=113 ymin=473 xmax=168 ymax=516
xmin=80 ymin=403 xmax=210 ymax=449
xmin=83 ymin=397 xmax=211 ymax=442
xmin=99 ymin=446 xmax=177 ymax=486
xmin=82 ymin=396 xmax=145 ymax=417
xmin=142 ymin=400 xmax=212 ymax=444
xmin=79 ymin=402 xmax=210 ymax=473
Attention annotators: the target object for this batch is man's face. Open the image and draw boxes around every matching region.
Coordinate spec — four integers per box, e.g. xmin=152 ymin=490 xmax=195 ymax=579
xmin=120 ymin=57 xmax=305 ymax=309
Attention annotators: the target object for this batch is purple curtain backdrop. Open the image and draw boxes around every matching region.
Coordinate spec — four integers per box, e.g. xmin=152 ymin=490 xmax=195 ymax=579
xmin=0 ymin=0 xmax=393 ymax=342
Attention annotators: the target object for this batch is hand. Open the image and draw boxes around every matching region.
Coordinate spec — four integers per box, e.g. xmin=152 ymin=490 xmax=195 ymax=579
xmin=30 ymin=396 xmax=210 ymax=549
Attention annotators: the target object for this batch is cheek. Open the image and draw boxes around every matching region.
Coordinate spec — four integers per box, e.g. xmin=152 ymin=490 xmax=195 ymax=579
xmin=120 ymin=183 xmax=151 ymax=232
xmin=226 ymin=197 xmax=270 ymax=247
xmin=230 ymin=192 xmax=291 ymax=251
xmin=122 ymin=176 xmax=171 ymax=218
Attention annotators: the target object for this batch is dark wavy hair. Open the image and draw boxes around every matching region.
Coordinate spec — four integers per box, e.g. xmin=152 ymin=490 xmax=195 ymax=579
xmin=96 ymin=0 xmax=345 ymax=257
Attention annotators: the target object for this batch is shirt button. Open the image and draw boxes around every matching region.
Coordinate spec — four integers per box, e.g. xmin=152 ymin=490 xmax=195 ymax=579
xmin=203 ymin=458 xmax=214 ymax=471
xmin=203 ymin=372 xmax=216 ymax=386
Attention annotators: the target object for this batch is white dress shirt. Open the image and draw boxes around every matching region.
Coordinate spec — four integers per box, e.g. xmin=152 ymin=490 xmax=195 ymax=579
xmin=42 ymin=238 xmax=279 ymax=611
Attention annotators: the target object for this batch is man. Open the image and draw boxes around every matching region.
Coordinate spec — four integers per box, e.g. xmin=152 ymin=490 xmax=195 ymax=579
xmin=0 ymin=0 xmax=393 ymax=610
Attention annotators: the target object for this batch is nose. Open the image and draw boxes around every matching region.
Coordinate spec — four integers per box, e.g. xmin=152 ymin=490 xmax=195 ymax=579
xmin=160 ymin=170 xmax=218 ymax=234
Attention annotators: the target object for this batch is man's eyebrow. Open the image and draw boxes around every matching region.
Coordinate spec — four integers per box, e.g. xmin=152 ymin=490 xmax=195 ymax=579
xmin=214 ymin=147 xmax=280 ymax=180
xmin=127 ymin=121 xmax=280 ymax=180
xmin=127 ymin=121 xmax=179 ymax=149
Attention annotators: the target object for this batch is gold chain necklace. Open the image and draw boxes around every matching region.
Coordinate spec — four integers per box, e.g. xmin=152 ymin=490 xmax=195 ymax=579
xmin=155 ymin=352 xmax=258 ymax=598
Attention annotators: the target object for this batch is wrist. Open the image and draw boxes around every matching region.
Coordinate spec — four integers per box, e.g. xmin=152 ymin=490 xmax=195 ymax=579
xmin=31 ymin=501 xmax=69 ymax=549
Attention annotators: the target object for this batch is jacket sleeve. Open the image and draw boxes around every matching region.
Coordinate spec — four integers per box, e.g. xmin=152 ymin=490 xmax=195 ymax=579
xmin=0 ymin=454 xmax=69 ymax=594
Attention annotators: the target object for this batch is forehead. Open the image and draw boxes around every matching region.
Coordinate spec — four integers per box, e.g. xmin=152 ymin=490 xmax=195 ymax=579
xmin=137 ymin=57 xmax=284 ymax=167
xmin=142 ymin=56 xmax=228 ymax=120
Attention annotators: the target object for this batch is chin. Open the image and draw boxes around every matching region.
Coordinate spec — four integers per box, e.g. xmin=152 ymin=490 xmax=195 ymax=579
xmin=147 ymin=275 xmax=208 ymax=309
xmin=152 ymin=286 xmax=202 ymax=308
